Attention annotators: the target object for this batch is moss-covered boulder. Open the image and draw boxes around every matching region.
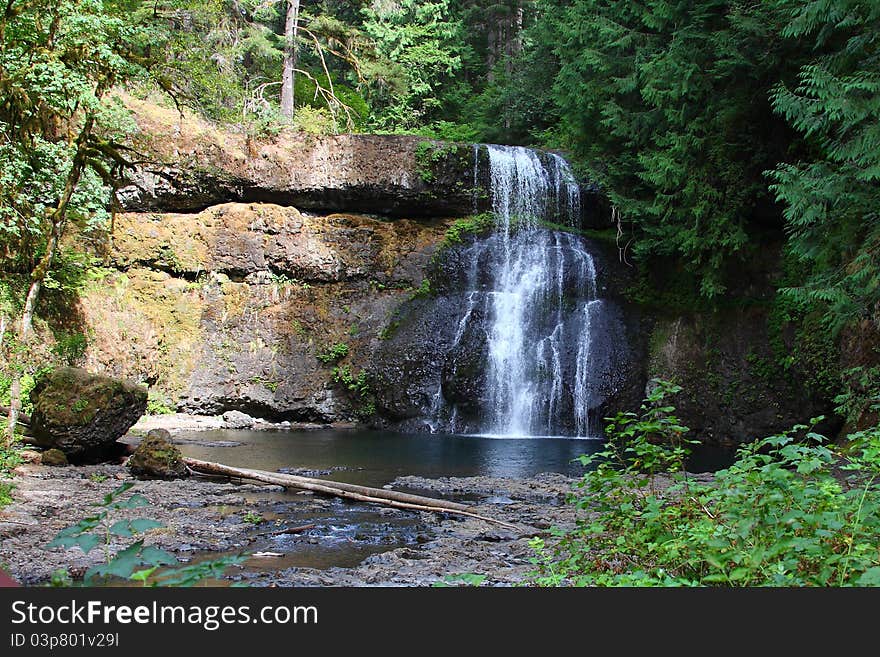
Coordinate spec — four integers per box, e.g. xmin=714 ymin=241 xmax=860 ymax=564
xmin=126 ymin=429 xmax=188 ymax=479
xmin=30 ymin=367 xmax=148 ymax=460
xmin=40 ymin=449 xmax=68 ymax=467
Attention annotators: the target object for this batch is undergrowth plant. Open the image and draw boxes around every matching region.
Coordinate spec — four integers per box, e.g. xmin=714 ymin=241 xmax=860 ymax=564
xmin=531 ymin=380 xmax=880 ymax=586
xmin=0 ymin=437 xmax=22 ymax=509
xmin=47 ymin=482 xmax=245 ymax=586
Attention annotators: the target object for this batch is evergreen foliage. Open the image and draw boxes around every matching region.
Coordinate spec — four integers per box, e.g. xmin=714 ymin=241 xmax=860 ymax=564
xmin=768 ymin=1 xmax=880 ymax=333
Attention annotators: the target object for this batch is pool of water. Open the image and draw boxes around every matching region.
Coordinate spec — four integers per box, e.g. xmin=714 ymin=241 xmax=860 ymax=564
xmin=175 ymin=429 xmax=609 ymax=488
xmin=175 ymin=428 xmax=736 ymax=485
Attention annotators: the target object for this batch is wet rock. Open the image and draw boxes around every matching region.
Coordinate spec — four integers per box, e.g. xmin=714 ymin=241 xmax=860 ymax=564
xmin=30 ymin=367 xmax=147 ymax=461
xmin=127 ymin=431 xmax=188 ymax=479
xmin=145 ymin=428 xmax=171 ymax=441
xmin=40 ymin=449 xmax=68 ymax=467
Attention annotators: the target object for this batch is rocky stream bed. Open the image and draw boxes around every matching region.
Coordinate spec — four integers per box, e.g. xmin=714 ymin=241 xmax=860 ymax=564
xmin=0 ymin=460 xmax=579 ymax=587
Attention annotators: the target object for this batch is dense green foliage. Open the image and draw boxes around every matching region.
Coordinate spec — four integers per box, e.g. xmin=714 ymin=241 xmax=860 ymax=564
xmin=499 ymin=0 xmax=880 ymax=329
xmin=768 ymin=1 xmax=880 ymax=333
xmin=539 ymin=1 xmax=800 ymax=297
xmin=0 ymin=0 xmax=149 ymax=271
xmin=531 ymin=382 xmax=880 ymax=586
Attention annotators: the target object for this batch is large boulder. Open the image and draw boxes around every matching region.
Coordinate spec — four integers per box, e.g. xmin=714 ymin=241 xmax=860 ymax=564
xmin=30 ymin=367 xmax=147 ymax=460
xmin=127 ymin=429 xmax=188 ymax=479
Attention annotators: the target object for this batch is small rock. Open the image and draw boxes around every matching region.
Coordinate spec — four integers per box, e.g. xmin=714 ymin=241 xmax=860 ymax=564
xmin=126 ymin=432 xmax=188 ymax=479
xmin=40 ymin=449 xmax=68 ymax=467
xmin=222 ymin=410 xmax=256 ymax=429
xmin=145 ymin=428 xmax=171 ymax=442
xmin=17 ymin=450 xmax=41 ymax=463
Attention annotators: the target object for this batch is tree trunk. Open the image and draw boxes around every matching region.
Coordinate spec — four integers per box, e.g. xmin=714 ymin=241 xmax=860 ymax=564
xmin=507 ymin=2 xmax=524 ymax=73
xmin=4 ymin=212 xmax=59 ymax=444
xmin=486 ymin=22 xmax=497 ymax=83
xmin=279 ymin=0 xmax=300 ymax=119
xmin=4 ymin=115 xmax=95 ymax=444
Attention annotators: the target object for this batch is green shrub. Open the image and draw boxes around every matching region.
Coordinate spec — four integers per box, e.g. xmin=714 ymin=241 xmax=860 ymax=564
xmin=146 ymin=390 xmax=175 ymax=416
xmin=293 ymin=106 xmax=337 ymax=136
xmin=409 ymin=278 xmax=432 ymax=300
xmin=332 ymin=365 xmax=375 ymax=419
xmin=531 ymin=381 xmax=880 ymax=587
xmin=0 ymin=482 xmax=13 ymax=508
xmin=316 ymin=342 xmax=349 ymax=364
xmin=52 ymin=332 xmax=88 ymax=365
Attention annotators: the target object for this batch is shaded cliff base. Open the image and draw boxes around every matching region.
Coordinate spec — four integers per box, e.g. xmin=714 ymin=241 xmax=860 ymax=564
xmin=630 ymin=239 xmax=850 ymax=445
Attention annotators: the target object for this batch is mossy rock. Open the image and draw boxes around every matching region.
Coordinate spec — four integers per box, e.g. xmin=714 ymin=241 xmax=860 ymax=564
xmin=30 ymin=367 xmax=148 ymax=460
xmin=40 ymin=449 xmax=68 ymax=467
xmin=127 ymin=429 xmax=188 ymax=480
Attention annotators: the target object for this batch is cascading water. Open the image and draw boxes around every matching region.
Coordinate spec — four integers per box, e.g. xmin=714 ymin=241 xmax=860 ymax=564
xmin=429 ymin=144 xmax=608 ymax=438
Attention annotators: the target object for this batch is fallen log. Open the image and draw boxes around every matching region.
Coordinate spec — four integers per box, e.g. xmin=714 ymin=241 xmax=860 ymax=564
xmin=185 ymin=457 xmax=467 ymax=511
xmin=0 ymin=406 xmax=30 ymax=425
xmin=183 ymin=457 xmax=519 ymax=530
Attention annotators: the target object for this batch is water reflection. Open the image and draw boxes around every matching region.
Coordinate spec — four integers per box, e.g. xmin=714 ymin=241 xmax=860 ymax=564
xmin=175 ymin=429 xmax=605 ymax=485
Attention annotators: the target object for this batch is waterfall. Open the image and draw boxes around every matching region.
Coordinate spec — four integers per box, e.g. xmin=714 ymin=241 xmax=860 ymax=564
xmin=430 ymin=144 xmax=606 ymax=438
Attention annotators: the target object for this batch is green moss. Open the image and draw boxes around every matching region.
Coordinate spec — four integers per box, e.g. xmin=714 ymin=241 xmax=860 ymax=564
xmin=441 ymin=213 xmax=496 ymax=249
xmin=378 ymin=320 xmax=401 ymax=341
xmin=648 ymin=323 xmax=673 ymax=365
xmin=33 ymin=368 xmax=146 ymax=427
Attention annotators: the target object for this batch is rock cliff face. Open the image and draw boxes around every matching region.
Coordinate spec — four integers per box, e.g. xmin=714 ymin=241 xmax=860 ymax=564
xmin=646 ymin=308 xmax=837 ymax=444
xmin=116 ymin=95 xmax=608 ymax=225
xmin=69 ymin=97 xmax=838 ymax=442
xmin=117 ymin=96 xmax=484 ymax=218
xmin=73 ymin=97 xmax=615 ymax=426
xmin=82 ymin=203 xmax=450 ymax=422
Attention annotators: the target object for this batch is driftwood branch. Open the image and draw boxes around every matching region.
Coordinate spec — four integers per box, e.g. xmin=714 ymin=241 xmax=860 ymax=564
xmin=183 ymin=457 xmax=519 ymax=530
xmin=267 ymin=523 xmax=315 ymax=536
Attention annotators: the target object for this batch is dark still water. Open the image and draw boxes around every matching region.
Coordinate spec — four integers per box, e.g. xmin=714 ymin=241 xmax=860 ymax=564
xmin=175 ymin=429 xmax=605 ymax=488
